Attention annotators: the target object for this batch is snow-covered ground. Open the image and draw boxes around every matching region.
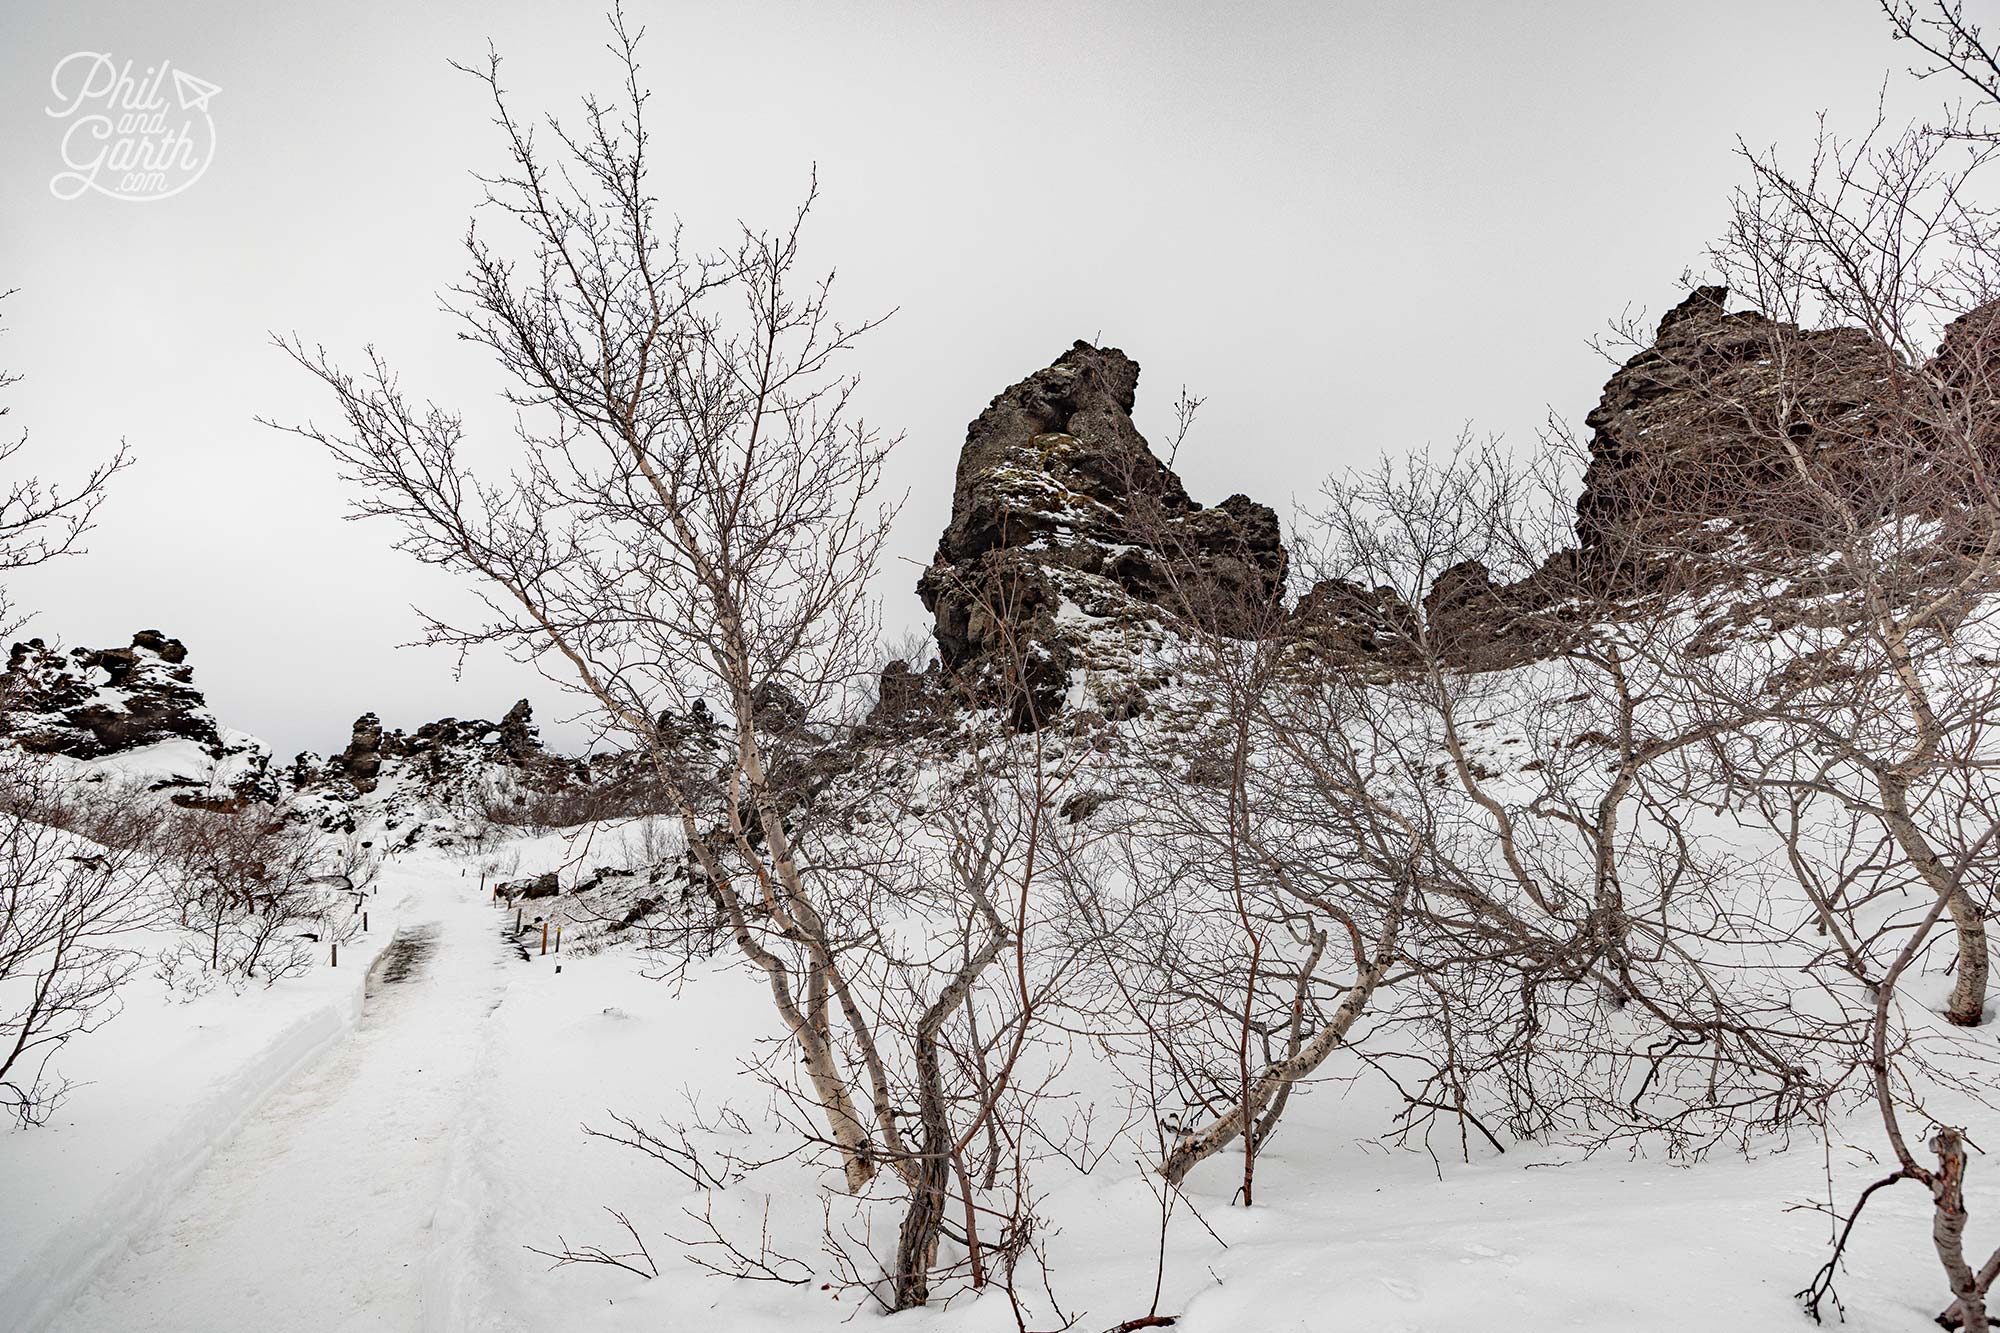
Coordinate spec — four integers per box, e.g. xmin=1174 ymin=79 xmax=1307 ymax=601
xmin=46 ymin=854 xmax=504 ymax=1333
xmin=10 ymin=832 xmax=1996 ymax=1332
xmin=0 ymin=857 xmax=399 ymax=1332
xmin=441 ymin=939 xmax=2000 ymax=1333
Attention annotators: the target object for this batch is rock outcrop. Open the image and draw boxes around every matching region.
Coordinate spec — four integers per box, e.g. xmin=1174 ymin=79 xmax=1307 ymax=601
xmin=303 ymin=699 xmax=555 ymax=797
xmin=918 ymin=341 xmax=1287 ymax=722
xmin=1 ymin=630 xmax=215 ymax=758
xmin=864 ymin=657 xmax=952 ymax=734
xmin=0 ymin=628 xmax=606 ymax=838
xmin=331 ymin=712 xmax=386 ymax=792
xmin=1574 ymin=285 xmax=1904 ymax=555
xmin=1289 ymin=285 xmax=2000 ymax=677
xmin=0 ymin=630 xmax=274 ymax=799
xmin=288 ymin=698 xmax=595 ymax=841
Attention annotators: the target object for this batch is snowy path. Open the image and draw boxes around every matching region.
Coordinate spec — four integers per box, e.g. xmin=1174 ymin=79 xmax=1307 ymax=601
xmin=51 ymin=872 xmax=509 ymax=1333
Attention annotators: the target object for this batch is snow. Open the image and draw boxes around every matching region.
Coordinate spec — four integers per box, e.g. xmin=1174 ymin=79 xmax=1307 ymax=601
xmin=51 ymin=726 xmax=272 ymax=798
xmin=427 ymin=942 xmax=1995 ymax=1333
xmin=12 ymin=593 xmax=2000 ymax=1332
xmin=40 ymin=855 xmax=497 ymax=1333
xmin=68 ymin=738 xmax=217 ymax=787
xmin=7 ymin=830 xmax=1994 ymax=1332
xmin=0 ymin=867 xmax=397 ymax=1332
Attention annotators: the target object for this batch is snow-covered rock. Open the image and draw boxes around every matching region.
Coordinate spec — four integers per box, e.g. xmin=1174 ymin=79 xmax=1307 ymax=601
xmin=917 ymin=341 xmax=1288 ymax=724
xmin=0 ymin=631 xmax=273 ymax=804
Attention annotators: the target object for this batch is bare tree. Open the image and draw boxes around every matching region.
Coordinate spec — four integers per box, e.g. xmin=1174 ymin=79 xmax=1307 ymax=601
xmin=153 ymin=805 xmax=340 ymax=986
xmin=0 ymin=289 xmax=130 ymax=639
xmin=0 ymin=290 xmax=138 ymax=1126
xmin=1192 ymin=441 xmax=1859 ymax=1179
xmin=0 ymin=760 xmax=159 ymax=1125
xmin=875 ymin=733 xmax=1056 ymax=1312
xmin=272 ymin=12 xmax=901 ymax=1194
xmin=1663 ymin=74 xmax=2000 ymax=1321
xmin=1090 ymin=449 xmax=1410 ymax=1198
xmin=1879 ymin=0 xmax=2000 ymax=134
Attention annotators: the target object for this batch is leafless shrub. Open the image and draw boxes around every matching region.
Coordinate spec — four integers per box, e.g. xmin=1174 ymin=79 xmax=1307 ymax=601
xmin=870 ymin=733 xmax=1087 ymax=1311
xmin=151 ymin=805 xmax=343 ymax=987
xmin=473 ymin=770 xmax=671 ymax=834
xmin=1682 ymin=27 xmax=2000 ymax=1318
xmin=0 ymin=756 xmax=160 ymax=1125
xmin=526 ymin=1207 xmax=661 ymax=1280
xmin=1093 ymin=461 xmax=1415 ymax=1198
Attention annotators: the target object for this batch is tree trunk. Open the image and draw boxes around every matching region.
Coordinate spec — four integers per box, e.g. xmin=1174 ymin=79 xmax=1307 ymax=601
xmin=1160 ymin=936 xmax=1395 ymax=1187
xmin=1880 ymin=794 xmax=1989 ymax=1027
xmin=1930 ymin=1128 xmax=1992 ymax=1329
xmin=891 ymin=916 xmax=1005 ymax=1309
xmin=680 ymin=811 xmax=877 ymax=1191
xmin=1945 ymin=889 xmax=1990 ymax=1028
xmin=891 ymin=1028 xmax=950 ymax=1310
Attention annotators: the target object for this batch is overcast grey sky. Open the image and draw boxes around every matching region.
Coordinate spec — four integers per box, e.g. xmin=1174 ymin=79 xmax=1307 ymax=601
xmin=0 ymin=0 xmax=1929 ymax=757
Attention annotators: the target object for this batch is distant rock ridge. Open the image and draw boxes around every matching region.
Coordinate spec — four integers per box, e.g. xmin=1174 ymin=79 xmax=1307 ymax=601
xmin=1555 ymin=284 xmax=2000 ymax=595
xmin=926 ymin=295 xmax=2000 ymax=711
xmin=19 ymin=293 xmax=2000 ymax=789
xmin=1 ymin=630 xmax=213 ymax=759
xmin=1574 ymin=284 xmax=1906 ymax=554
xmin=298 ymin=697 xmax=548 ymax=795
xmin=1286 ymin=284 xmax=1987 ymax=673
xmin=0 ymin=628 xmax=576 ymax=825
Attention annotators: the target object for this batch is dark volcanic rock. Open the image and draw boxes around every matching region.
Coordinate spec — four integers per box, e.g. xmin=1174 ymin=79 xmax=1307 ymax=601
xmin=1294 ymin=286 xmax=2000 ymax=678
xmin=918 ymin=341 xmax=1288 ymax=722
xmin=749 ymin=682 xmax=808 ymax=737
xmin=307 ymin=699 xmax=559 ymax=801
xmin=497 ymin=698 xmax=538 ymax=762
xmin=332 ymin=712 xmax=385 ymax=792
xmin=2 ymin=631 xmax=222 ymax=759
xmin=1291 ymin=560 xmax=1568 ymax=674
xmin=1573 ymin=286 xmax=1899 ymax=556
xmin=865 ymin=658 xmax=951 ymax=733
xmin=503 ymin=871 xmax=561 ymax=900
xmin=912 ymin=294 xmax=2000 ymax=699
xmin=0 ymin=630 xmax=274 ymax=798
xmin=1930 ymin=297 xmax=2000 ymax=415
xmin=1289 ymin=578 xmax=1417 ymax=663
xmin=872 ymin=658 xmax=924 ymax=722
